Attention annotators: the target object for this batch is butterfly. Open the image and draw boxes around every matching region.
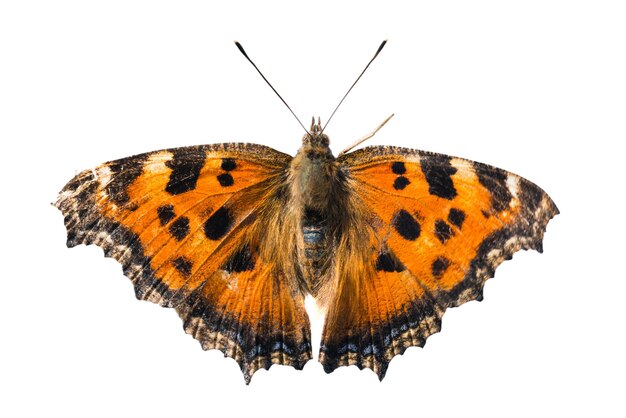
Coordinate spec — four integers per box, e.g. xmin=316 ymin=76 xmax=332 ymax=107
xmin=55 ymin=41 xmax=558 ymax=383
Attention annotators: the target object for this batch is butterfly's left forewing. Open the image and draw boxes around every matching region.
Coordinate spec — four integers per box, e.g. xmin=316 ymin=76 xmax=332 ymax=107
xmin=56 ymin=143 xmax=312 ymax=383
xmin=319 ymin=146 xmax=558 ymax=379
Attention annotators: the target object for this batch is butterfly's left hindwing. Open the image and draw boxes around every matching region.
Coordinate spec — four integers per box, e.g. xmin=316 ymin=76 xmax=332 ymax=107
xmin=56 ymin=143 xmax=312 ymax=383
xmin=319 ymin=146 xmax=558 ymax=379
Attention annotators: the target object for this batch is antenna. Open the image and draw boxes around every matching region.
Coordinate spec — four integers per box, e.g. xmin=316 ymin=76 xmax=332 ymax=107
xmin=234 ymin=41 xmax=309 ymax=135
xmin=321 ymin=40 xmax=387 ymax=133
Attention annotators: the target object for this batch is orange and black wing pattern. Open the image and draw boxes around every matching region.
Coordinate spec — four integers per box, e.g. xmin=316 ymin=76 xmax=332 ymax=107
xmin=320 ymin=146 xmax=559 ymax=379
xmin=55 ymin=143 xmax=312 ymax=383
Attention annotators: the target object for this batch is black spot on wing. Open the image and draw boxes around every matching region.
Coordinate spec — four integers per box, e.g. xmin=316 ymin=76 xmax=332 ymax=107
xmin=392 ymin=210 xmax=421 ymax=241
xmin=391 ymin=161 xmax=406 ymax=174
xmin=420 ymin=154 xmax=457 ymax=200
xmin=221 ymin=158 xmax=236 ymax=171
xmin=165 ymin=150 xmax=205 ymax=195
xmin=157 ymin=204 xmax=176 ymax=226
xmin=204 ymin=207 xmax=232 ymax=240
xmin=169 ymin=217 xmax=190 ymax=241
xmin=474 ymin=164 xmax=512 ymax=212
xmin=393 ymin=176 xmax=410 ymax=190
xmin=434 ymin=219 xmax=454 ymax=244
xmin=223 ymin=244 xmax=255 ymax=273
xmin=173 ymin=256 xmax=193 ymax=277
xmin=375 ymin=251 xmax=405 ymax=272
xmin=217 ymin=173 xmax=234 ymax=187
xmin=447 ymin=208 xmax=466 ymax=229
xmin=431 ymin=257 xmax=450 ymax=278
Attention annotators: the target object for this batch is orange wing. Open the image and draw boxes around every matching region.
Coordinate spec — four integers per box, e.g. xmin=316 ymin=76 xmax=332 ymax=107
xmin=320 ymin=146 xmax=558 ymax=379
xmin=56 ymin=143 xmax=311 ymax=383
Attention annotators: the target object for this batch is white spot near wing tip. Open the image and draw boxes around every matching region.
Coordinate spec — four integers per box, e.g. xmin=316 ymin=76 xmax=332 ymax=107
xmin=96 ymin=165 xmax=112 ymax=187
xmin=506 ymin=174 xmax=520 ymax=209
xmin=144 ymin=150 xmax=173 ymax=173
xmin=506 ymin=174 xmax=519 ymax=198
xmin=450 ymin=158 xmax=473 ymax=179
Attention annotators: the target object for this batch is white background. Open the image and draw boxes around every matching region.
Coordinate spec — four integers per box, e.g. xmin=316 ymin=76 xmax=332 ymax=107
xmin=1 ymin=1 xmax=624 ymax=417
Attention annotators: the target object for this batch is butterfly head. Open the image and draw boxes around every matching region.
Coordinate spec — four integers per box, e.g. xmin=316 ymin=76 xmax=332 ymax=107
xmin=301 ymin=116 xmax=330 ymax=149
